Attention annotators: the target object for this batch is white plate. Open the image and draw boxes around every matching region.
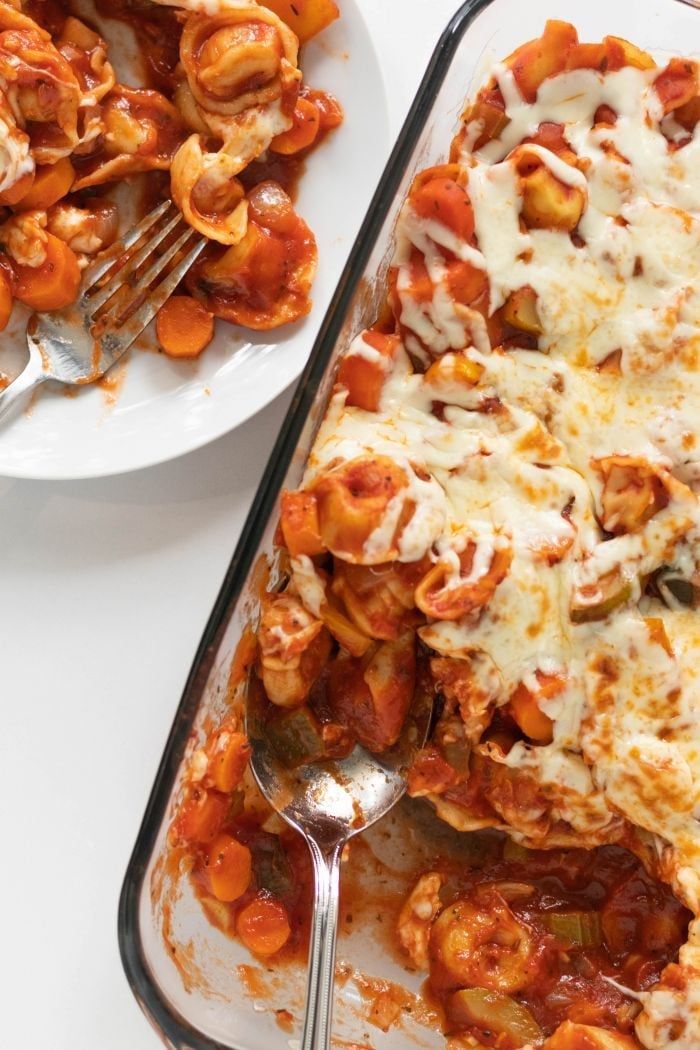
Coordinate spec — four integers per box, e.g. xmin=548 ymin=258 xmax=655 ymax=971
xmin=0 ymin=0 xmax=388 ymax=480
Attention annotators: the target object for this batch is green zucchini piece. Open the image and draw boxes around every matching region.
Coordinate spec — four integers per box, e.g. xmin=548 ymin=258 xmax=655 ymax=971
xmin=266 ymin=705 xmax=326 ymax=767
xmin=253 ymin=836 xmax=294 ymax=898
xmin=448 ymin=988 xmax=543 ymax=1044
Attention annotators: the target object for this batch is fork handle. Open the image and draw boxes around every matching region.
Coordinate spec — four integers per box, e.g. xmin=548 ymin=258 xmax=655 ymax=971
xmin=0 ymin=343 xmax=47 ymax=423
xmin=301 ymin=837 xmax=344 ymax=1050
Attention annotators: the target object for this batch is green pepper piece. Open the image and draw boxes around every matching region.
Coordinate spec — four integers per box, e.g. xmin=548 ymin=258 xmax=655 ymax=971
xmin=542 ymin=910 xmax=602 ymax=948
xmin=448 ymin=988 xmax=543 ymax=1044
xmin=571 ymin=572 xmax=632 ymax=623
xmin=266 ymin=705 xmax=326 ymax=768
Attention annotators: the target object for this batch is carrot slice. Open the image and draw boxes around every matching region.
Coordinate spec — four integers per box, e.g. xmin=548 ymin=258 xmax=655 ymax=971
xmin=270 ymin=98 xmax=321 ymax=155
xmin=209 ymin=731 xmax=251 ymax=793
xmin=0 ymin=170 xmax=35 ymax=206
xmin=654 ymin=58 xmax=699 ymax=114
xmin=261 ymin=0 xmax=339 ymax=44
xmin=337 ymin=331 xmax=399 ymax=412
xmin=410 ymin=176 xmax=475 ymax=242
xmin=16 ymin=158 xmax=74 ymax=211
xmin=207 ymin=833 xmax=252 ymax=902
xmin=509 ymin=671 xmax=566 ymax=744
xmin=280 ymin=490 xmax=326 ymax=557
xmin=507 ymin=21 xmax=578 ymax=102
xmin=14 ymin=233 xmax=80 ymax=311
xmin=0 ymin=267 xmax=13 ymax=331
xmin=509 ymin=684 xmax=554 ymax=744
xmin=156 ymin=295 xmax=214 ymax=358
xmin=172 ymin=789 xmax=228 ymax=845
xmin=236 ymin=895 xmax=291 ymax=955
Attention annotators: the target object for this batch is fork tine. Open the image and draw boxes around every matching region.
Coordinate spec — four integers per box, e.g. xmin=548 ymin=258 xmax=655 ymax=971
xmin=103 ymin=225 xmax=198 ymax=324
xmin=88 ymin=211 xmax=185 ymax=313
xmin=81 ymin=200 xmax=174 ymax=292
xmin=103 ymin=237 xmax=207 ymax=355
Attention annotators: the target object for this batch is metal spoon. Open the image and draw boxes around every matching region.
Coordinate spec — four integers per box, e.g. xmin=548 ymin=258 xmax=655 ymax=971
xmin=246 ymin=681 xmax=432 ymax=1050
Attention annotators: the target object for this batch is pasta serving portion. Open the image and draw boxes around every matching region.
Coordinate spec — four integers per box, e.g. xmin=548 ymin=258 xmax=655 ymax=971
xmin=168 ymin=21 xmax=700 ymax=1050
xmin=0 ymin=0 xmax=341 ymax=359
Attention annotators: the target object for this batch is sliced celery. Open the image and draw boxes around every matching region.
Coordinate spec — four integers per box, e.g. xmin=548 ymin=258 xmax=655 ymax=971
xmin=448 ymin=988 xmax=543 ymax=1044
xmin=542 ymin=910 xmax=602 ymax=948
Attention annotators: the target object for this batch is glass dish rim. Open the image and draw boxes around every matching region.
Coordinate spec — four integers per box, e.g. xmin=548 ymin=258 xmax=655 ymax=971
xmin=117 ymin=0 xmax=561 ymax=1044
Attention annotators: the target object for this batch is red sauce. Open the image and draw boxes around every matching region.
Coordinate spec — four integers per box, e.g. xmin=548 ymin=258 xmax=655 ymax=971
xmin=241 ymin=86 xmax=343 ymax=203
xmin=188 ymin=814 xmax=315 ymax=966
xmin=92 ymin=0 xmax=183 ymax=93
xmin=425 ymin=837 xmax=690 ymax=1042
xmin=178 ymin=764 xmax=689 ymax=1043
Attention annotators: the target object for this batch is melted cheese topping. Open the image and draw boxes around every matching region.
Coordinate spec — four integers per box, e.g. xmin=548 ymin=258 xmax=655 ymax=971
xmin=0 ymin=100 xmax=33 ymax=195
xmin=297 ymin=48 xmax=700 ymax=1048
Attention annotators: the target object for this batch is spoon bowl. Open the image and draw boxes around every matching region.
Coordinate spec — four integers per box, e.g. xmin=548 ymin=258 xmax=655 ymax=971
xmin=246 ymin=678 xmax=433 ymax=1050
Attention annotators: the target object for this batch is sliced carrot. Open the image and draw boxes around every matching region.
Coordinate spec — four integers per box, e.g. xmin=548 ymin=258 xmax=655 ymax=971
xmin=0 ymin=267 xmax=12 ymax=331
xmin=302 ymin=88 xmax=343 ymax=133
xmin=509 ymin=671 xmax=566 ymax=744
xmin=654 ymin=58 xmax=699 ymax=115
xmin=402 ymin=250 xmax=434 ymax=303
xmin=507 ymin=21 xmax=578 ymax=103
xmin=156 ymin=295 xmax=214 ymax=358
xmin=410 ymin=177 xmax=475 ymax=243
xmin=280 ymin=490 xmax=326 ymax=557
xmin=0 ymin=170 xmax=35 ymax=206
xmin=604 ymin=35 xmax=656 ymax=72
xmin=261 ymin=0 xmax=339 ymax=44
xmin=207 ymin=833 xmax=252 ymax=902
xmin=209 ymin=731 xmax=251 ymax=793
xmin=236 ymin=895 xmax=291 ymax=955
xmin=645 ymin=617 xmax=673 ymax=657
xmin=337 ymin=331 xmax=399 ymax=412
xmin=462 ymin=88 xmax=508 ymax=150
xmin=509 ymin=684 xmax=554 ymax=744
xmin=565 ymin=42 xmax=607 ymax=71
xmin=172 ymin=789 xmax=228 ymax=845
xmin=523 ymin=121 xmax=570 ymax=156
xmin=270 ymin=98 xmax=321 ymax=155
xmin=14 ymin=233 xmax=80 ymax=311
xmin=16 ymin=158 xmax=74 ymax=211
xmin=445 ymin=259 xmax=488 ymax=306
xmin=675 ymin=95 xmax=700 ymax=132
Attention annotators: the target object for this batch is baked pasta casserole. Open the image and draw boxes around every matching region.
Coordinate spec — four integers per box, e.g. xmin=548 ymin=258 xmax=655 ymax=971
xmin=0 ymin=0 xmax=340 ymax=358
xmin=168 ymin=21 xmax=700 ymax=1049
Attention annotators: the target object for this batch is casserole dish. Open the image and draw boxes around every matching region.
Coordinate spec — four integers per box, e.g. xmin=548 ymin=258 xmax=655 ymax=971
xmin=119 ymin=1 xmax=700 ymax=1047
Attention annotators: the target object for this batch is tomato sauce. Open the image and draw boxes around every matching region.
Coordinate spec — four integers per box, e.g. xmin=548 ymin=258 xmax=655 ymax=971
xmin=92 ymin=0 xmax=183 ymax=93
xmin=425 ymin=836 xmax=690 ymax=1043
xmin=177 ymin=767 xmax=689 ymax=1043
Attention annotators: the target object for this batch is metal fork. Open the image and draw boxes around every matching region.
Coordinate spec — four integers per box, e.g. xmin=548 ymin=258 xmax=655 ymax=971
xmin=0 ymin=200 xmax=206 ymax=423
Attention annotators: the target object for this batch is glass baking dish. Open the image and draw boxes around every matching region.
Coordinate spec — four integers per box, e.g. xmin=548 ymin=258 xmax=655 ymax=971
xmin=119 ymin=0 xmax=700 ymax=1046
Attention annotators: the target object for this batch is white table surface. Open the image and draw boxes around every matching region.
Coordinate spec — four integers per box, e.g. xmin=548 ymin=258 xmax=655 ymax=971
xmin=1 ymin=2 xmax=462 ymax=1047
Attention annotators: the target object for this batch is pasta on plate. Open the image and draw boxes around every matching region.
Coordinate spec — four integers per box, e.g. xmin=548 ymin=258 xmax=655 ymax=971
xmin=0 ymin=0 xmax=341 ymax=360
xmin=167 ymin=20 xmax=700 ymax=1050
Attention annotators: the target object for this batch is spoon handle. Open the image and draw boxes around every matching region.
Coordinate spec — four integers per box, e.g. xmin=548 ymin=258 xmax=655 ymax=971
xmin=301 ymin=837 xmax=344 ymax=1050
